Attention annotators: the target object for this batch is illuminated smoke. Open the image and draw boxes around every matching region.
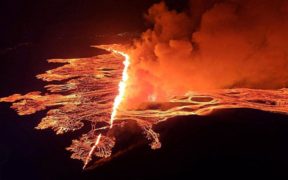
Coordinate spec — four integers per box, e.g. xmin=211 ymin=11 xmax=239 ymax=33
xmin=126 ymin=0 xmax=288 ymax=103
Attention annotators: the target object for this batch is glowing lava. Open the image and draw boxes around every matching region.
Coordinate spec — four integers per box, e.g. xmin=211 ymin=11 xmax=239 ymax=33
xmin=83 ymin=133 xmax=102 ymax=169
xmin=81 ymin=50 xmax=129 ymax=169
xmin=110 ymin=50 xmax=130 ymax=128
xmin=1 ymin=44 xmax=288 ymax=169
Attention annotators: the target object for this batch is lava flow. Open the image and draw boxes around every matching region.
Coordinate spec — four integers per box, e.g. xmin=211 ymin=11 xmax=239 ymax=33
xmin=83 ymin=49 xmax=130 ymax=169
xmin=110 ymin=50 xmax=130 ymax=128
xmin=1 ymin=44 xmax=288 ymax=169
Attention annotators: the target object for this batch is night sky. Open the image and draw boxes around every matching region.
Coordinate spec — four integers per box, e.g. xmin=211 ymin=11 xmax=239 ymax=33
xmin=1 ymin=0 xmax=189 ymax=47
xmin=1 ymin=0 xmax=288 ymax=179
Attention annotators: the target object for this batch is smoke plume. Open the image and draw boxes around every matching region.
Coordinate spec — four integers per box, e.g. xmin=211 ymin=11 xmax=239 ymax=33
xmin=125 ymin=0 xmax=288 ymax=104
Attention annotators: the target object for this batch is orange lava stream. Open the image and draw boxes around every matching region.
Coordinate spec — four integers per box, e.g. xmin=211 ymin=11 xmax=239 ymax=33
xmin=110 ymin=50 xmax=130 ymax=128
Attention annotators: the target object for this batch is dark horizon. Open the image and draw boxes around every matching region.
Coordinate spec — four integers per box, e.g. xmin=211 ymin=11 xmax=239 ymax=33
xmin=1 ymin=0 xmax=187 ymax=48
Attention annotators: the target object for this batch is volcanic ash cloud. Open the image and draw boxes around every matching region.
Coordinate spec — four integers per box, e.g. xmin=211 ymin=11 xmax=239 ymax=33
xmin=127 ymin=0 xmax=288 ymax=102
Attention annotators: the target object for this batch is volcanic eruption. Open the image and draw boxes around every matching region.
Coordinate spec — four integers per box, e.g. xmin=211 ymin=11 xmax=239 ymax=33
xmin=1 ymin=0 xmax=288 ymax=169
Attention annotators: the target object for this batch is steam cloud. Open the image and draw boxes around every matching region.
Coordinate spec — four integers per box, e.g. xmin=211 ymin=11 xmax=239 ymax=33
xmin=125 ymin=0 xmax=288 ymax=104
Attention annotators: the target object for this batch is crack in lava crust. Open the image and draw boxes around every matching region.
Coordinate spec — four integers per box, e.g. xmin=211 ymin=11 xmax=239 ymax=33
xmin=1 ymin=44 xmax=288 ymax=169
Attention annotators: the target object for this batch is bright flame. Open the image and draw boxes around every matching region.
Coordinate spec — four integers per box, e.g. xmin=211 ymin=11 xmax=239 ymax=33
xmin=110 ymin=50 xmax=130 ymax=128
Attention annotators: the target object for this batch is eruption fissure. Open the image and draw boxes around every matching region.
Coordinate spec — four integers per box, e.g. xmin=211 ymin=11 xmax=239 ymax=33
xmin=83 ymin=133 xmax=102 ymax=169
xmin=110 ymin=50 xmax=130 ymax=128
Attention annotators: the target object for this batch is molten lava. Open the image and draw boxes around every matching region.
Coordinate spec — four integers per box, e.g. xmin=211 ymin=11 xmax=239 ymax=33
xmin=110 ymin=50 xmax=130 ymax=128
xmin=1 ymin=44 xmax=288 ymax=169
xmin=83 ymin=134 xmax=102 ymax=169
